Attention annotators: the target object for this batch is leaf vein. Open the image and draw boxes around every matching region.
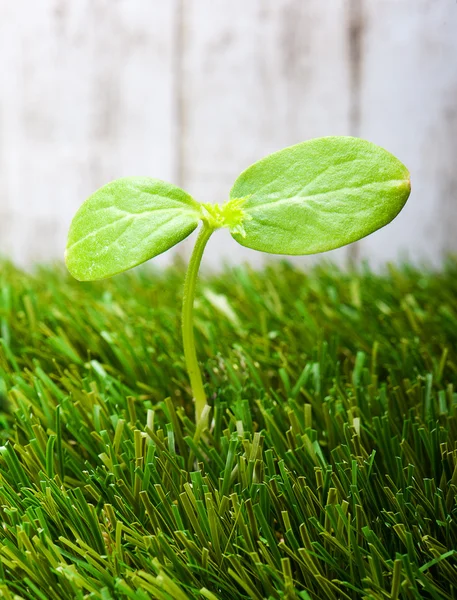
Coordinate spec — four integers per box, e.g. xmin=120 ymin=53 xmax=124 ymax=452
xmin=67 ymin=208 xmax=195 ymax=251
xmin=248 ymin=179 xmax=407 ymax=213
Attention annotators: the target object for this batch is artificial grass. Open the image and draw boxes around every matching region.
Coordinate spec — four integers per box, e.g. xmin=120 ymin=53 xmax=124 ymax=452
xmin=0 ymin=258 xmax=457 ymax=599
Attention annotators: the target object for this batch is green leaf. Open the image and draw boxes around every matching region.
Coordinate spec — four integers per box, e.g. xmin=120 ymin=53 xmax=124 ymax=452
xmin=66 ymin=177 xmax=202 ymax=280
xmin=229 ymin=136 xmax=411 ymax=255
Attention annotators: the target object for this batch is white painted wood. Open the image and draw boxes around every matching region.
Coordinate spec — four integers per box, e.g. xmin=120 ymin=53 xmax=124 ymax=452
xmin=355 ymin=0 xmax=457 ymax=268
xmin=0 ymin=0 xmax=456 ymax=270
xmin=0 ymin=0 xmax=178 ymax=267
xmin=179 ymin=0 xmax=352 ymax=269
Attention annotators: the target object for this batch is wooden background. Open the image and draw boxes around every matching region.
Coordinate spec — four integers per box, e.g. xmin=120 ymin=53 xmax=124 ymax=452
xmin=1 ymin=0 xmax=456 ymax=270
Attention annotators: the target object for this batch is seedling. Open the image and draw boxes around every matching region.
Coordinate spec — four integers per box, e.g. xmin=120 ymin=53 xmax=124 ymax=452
xmin=66 ymin=136 xmax=410 ymax=426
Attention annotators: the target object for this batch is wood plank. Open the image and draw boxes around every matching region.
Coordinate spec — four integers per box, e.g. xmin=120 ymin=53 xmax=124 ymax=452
xmin=355 ymin=0 xmax=457 ymax=267
xmin=2 ymin=1 xmax=456 ymax=271
xmin=0 ymin=0 xmax=178 ymax=267
xmin=179 ymin=0 xmax=352 ymax=269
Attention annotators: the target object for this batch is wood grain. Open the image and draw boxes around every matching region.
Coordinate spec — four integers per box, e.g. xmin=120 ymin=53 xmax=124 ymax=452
xmin=354 ymin=0 xmax=457 ymax=267
xmin=179 ymin=0 xmax=351 ymax=268
xmin=0 ymin=0 xmax=178 ymax=266
xmin=0 ymin=0 xmax=456 ymax=270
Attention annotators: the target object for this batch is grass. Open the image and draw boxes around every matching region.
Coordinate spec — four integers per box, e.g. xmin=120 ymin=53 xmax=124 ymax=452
xmin=0 ymin=257 xmax=457 ymax=599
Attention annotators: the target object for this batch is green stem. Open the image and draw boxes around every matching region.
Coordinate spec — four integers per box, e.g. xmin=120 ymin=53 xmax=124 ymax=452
xmin=182 ymin=221 xmax=214 ymax=425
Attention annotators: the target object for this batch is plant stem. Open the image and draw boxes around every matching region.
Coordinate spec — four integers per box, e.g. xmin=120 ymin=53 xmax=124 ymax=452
xmin=182 ymin=222 xmax=214 ymax=425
